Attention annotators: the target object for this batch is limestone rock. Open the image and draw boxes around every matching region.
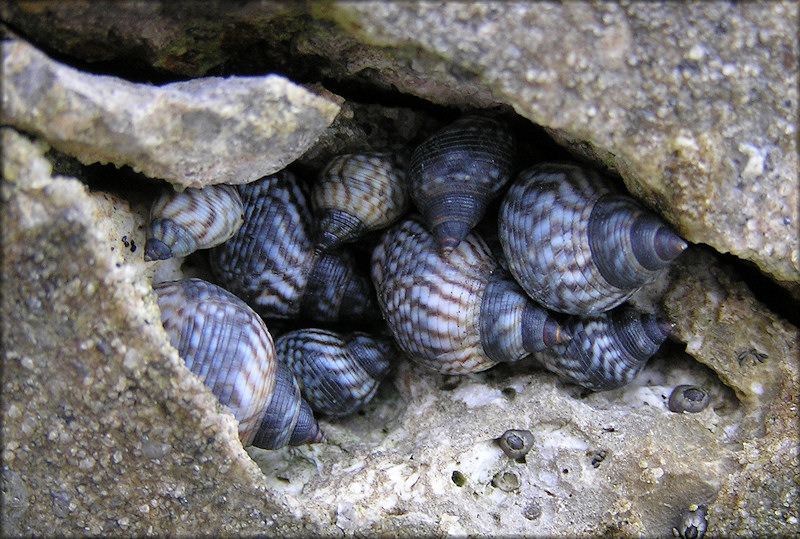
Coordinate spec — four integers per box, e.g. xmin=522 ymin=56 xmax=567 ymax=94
xmin=2 ymin=39 xmax=341 ymax=188
xmin=322 ymin=2 xmax=799 ymax=289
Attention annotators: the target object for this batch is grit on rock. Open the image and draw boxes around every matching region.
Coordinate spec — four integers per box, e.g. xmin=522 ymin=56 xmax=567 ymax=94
xmin=1 ymin=2 xmax=798 ymax=537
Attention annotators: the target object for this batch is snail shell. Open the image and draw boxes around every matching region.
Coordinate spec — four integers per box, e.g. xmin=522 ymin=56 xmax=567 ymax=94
xmin=311 ymin=152 xmax=409 ymax=250
xmin=409 ymin=113 xmax=516 ymax=254
xmin=668 ymin=385 xmax=710 ymax=413
xmin=145 ymin=184 xmax=243 ymax=261
xmin=497 ymin=429 xmax=535 ymax=460
xmin=499 ymin=162 xmax=687 ymax=315
xmin=153 ymin=278 xmax=324 ymax=449
xmin=371 ymin=217 xmax=569 ymax=374
xmin=532 ymin=306 xmax=674 ymax=391
xmin=209 ymin=171 xmax=379 ymax=325
xmin=275 ymin=328 xmax=397 ymax=417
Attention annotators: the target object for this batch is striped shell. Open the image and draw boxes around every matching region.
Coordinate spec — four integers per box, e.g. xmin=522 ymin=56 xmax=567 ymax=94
xmin=275 ymin=328 xmax=397 ymax=417
xmin=409 ymin=112 xmax=516 ymax=254
xmin=209 ymin=171 xmax=379 ymax=325
xmin=311 ymin=152 xmax=409 ymax=250
xmin=531 ymin=305 xmax=674 ymax=391
xmin=371 ymin=217 xmax=568 ymax=374
xmin=153 ymin=278 xmax=324 ymax=449
xmin=499 ymin=162 xmax=687 ymax=315
xmin=145 ymin=184 xmax=243 ymax=261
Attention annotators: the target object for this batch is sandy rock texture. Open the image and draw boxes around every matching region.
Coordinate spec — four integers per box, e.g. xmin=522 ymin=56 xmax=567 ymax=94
xmin=2 ymin=2 xmax=799 ymax=537
xmin=2 ymin=39 xmax=340 ymax=187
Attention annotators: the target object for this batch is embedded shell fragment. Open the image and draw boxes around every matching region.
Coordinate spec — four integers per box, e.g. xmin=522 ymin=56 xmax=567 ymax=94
xmin=145 ymin=184 xmax=244 ymax=261
xmin=371 ymin=217 xmax=567 ymax=374
xmin=275 ymin=328 xmax=397 ymax=417
xmin=499 ymin=162 xmax=687 ymax=315
xmin=153 ymin=278 xmax=323 ymax=449
xmin=311 ymin=151 xmax=409 ymax=250
xmin=409 ymin=112 xmax=516 ymax=254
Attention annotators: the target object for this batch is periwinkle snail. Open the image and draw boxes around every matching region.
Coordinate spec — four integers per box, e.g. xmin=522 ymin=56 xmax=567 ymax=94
xmin=409 ymin=112 xmax=516 ymax=254
xmin=371 ymin=217 xmax=569 ymax=374
xmin=209 ymin=171 xmax=379 ymax=325
xmin=497 ymin=429 xmax=535 ymax=460
xmin=668 ymin=385 xmax=710 ymax=413
xmin=499 ymin=162 xmax=687 ymax=315
xmin=531 ymin=305 xmax=674 ymax=391
xmin=145 ymin=184 xmax=243 ymax=261
xmin=153 ymin=278 xmax=324 ymax=449
xmin=275 ymin=328 xmax=398 ymax=417
xmin=311 ymin=152 xmax=409 ymax=251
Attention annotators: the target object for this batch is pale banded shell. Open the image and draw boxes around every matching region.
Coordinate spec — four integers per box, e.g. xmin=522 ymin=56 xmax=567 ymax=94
xmin=371 ymin=217 xmax=568 ymax=375
xmin=145 ymin=184 xmax=243 ymax=261
xmin=311 ymin=152 xmax=409 ymax=250
xmin=153 ymin=278 xmax=323 ymax=449
xmin=532 ymin=306 xmax=674 ymax=391
xmin=499 ymin=162 xmax=687 ymax=315
xmin=275 ymin=329 xmax=397 ymax=417
xmin=409 ymin=112 xmax=516 ymax=254
xmin=209 ymin=171 xmax=379 ymax=325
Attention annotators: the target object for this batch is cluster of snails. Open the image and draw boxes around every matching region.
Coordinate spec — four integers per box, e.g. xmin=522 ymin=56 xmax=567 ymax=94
xmin=145 ymin=111 xmax=690 ymax=450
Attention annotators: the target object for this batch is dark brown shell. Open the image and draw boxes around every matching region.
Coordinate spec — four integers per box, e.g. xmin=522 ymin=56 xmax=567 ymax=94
xmin=409 ymin=113 xmax=516 ymax=254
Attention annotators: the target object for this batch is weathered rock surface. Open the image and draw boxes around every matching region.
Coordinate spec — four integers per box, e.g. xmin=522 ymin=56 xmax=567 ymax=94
xmin=2 ymin=39 xmax=341 ymax=187
xmin=2 ymin=2 xmax=799 ymax=537
xmin=6 ymin=1 xmax=795 ymax=288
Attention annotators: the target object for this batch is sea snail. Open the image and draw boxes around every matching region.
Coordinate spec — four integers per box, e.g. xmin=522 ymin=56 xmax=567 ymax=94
xmin=668 ymin=385 xmax=710 ymax=413
xmin=531 ymin=305 xmax=674 ymax=391
xmin=153 ymin=278 xmax=324 ymax=449
xmin=275 ymin=328 xmax=398 ymax=417
xmin=409 ymin=112 xmax=516 ymax=254
xmin=371 ymin=217 xmax=569 ymax=375
xmin=209 ymin=171 xmax=379 ymax=326
xmin=499 ymin=162 xmax=687 ymax=315
xmin=145 ymin=184 xmax=244 ymax=262
xmin=311 ymin=152 xmax=409 ymax=251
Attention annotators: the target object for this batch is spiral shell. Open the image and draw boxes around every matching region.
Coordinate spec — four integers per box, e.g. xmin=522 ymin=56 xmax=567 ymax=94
xmin=209 ymin=171 xmax=379 ymax=325
xmin=311 ymin=152 xmax=409 ymax=250
xmin=275 ymin=328 xmax=397 ymax=417
xmin=668 ymin=385 xmax=710 ymax=413
xmin=532 ymin=306 xmax=674 ymax=391
xmin=497 ymin=429 xmax=535 ymax=460
xmin=153 ymin=278 xmax=323 ymax=449
xmin=145 ymin=184 xmax=243 ymax=261
xmin=409 ymin=113 xmax=516 ymax=254
xmin=371 ymin=217 xmax=568 ymax=374
xmin=499 ymin=162 xmax=687 ymax=315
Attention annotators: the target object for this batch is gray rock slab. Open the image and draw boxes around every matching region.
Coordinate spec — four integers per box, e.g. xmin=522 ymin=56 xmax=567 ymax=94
xmin=322 ymin=2 xmax=799 ymax=289
xmin=2 ymin=39 xmax=341 ymax=188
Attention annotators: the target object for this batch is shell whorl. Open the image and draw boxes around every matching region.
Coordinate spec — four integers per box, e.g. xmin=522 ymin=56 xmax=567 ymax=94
xmin=275 ymin=328 xmax=397 ymax=417
xmin=153 ymin=278 xmax=323 ymax=449
xmin=409 ymin=113 xmax=516 ymax=254
xmin=209 ymin=171 xmax=378 ymax=325
xmin=499 ymin=162 xmax=687 ymax=315
xmin=532 ymin=306 xmax=674 ymax=391
xmin=371 ymin=217 xmax=568 ymax=374
xmin=250 ymin=358 xmax=325 ymax=449
xmin=312 ymin=152 xmax=409 ymax=250
xmin=145 ymin=184 xmax=244 ymax=261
